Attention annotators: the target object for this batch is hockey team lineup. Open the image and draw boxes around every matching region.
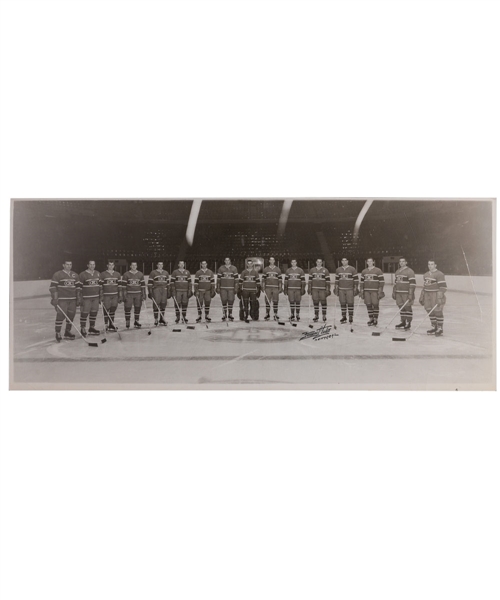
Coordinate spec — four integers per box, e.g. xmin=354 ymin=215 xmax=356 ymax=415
xmin=48 ymin=255 xmax=450 ymax=343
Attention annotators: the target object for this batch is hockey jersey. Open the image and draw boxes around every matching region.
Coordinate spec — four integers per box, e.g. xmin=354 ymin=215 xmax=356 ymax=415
xmin=217 ymin=265 xmax=239 ymax=290
xmin=100 ymin=270 xmax=122 ymax=296
xmin=335 ymin=266 xmax=357 ymax=290
xmin=262 ymin=265 xmax=282 ymax=289
xmin=121 ymin=270 xmax=145 ymax=295
xmin=423 ymin=270 xmax=447 ymax=292
xmin=195 ymin=269 xmax=215 ymax=291
xmin=148 ymin=269 xmax=170 ymax=288
xmin=360 ymin=267 xmax=384 ymax=291
xmin=285 ymin=267 xmax=305 ymax=290
xmin=394 ymin=266 xmax=416 ymax=294
xmin=171 ymin=269 xmax=191 ymax=292
xmin=79 ymin=270 xmax=101 ymax=298
xmin=309 ymin=266 xmax=331 ymax=290
xmin=49 ymin=270 xmax=80 ymax=300
xmin=239 ymin=268 xmax=260 ymax=291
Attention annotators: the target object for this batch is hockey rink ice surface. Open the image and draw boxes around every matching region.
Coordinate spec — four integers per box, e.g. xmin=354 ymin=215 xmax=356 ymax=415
xmin=11 ymin=284 xmax=495 ymax=390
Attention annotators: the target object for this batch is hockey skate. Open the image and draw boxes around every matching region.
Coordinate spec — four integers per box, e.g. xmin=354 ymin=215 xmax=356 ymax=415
xmin=349 ymin=318 xmax=353 ymax=324
xmin=228 ymin=314 xmax=234 ymax=321
xmin=154 ymin=319 xmax=159 ymax=326
xmin=55 ymin=332 xmax=62 ymax=342
xmin=205 ymin=316 xmax=211 ymax=322
xmin=64 ymin=331 xmax=75 ymax=340
xmin=134 ymin=321 xmax=142 ymax=328
xmin=196 ymin=316 xmax=202 ymax=323
xmin=340 ymin=317 xmax=347 ymax=324
xmin=159 ymin=316 xmax=167 ymax=326
xmin=264 ymin=313 xmax=271 ymax=321
xmin=81 ymin=326 xmax=87 ymax=337
xmin=88 ymin=326 xmax=100 ymax=336
xmin=175 ymin=317 xmax=180 ymax=324
xmin=296 ymin=315 xmax=300 ymax=321
xmin=427 ymin=326 xmax=437 ymax=335
xmin=372 ymin=319 xmax=378 ymax=326
xmin=322 ymin=315 xmax=327 ymax=322
xmin=107 ymin=323 xmax=118 ymax=332
xmin=435 ymin=327 xmax=443 ymax=337
xmin=395 ymin=322 xmax=405 ymax=329
xmin=367 ymin=319 xmax=374 ymax=326
xmin=125 ymin=321 xmax=130 ymax=329
xmin=313 ymin=316 xmax=319 ymax=322
xmin=403 ymin=322 xmax=411 ymax=330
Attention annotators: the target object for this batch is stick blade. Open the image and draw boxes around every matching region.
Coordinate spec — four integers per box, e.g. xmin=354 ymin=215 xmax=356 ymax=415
xmin=173 ymin=328 xmax=182 ymax=332
xmin=308 ymin=324 xmax=314 ymax=329
xmin=278 ymin=321 xmax=285 ymax=326
xmin=101 ymin=339 xmax=107 ymax=344
xmin=187 ymin=326 xmax=196 ymax=330
xmin=88 ymin=342 xmax=99 ymax=347
xmin=371 ymin=332 xmax=381 ymax=336
xmin=392 ymin=337 xmax=406 ymax=342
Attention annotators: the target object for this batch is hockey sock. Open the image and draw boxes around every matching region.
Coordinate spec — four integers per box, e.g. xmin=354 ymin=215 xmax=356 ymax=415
xmin=153 ymin=307 xmax=159 ymax=320
xmin=228 ymin=305 xmax=233 ymax=316
xmin=367 ymin=304 xmax=373 ymax=319
xmin=290 ymin=303 xmax=295 ymax=317
xmin=80 ymin=312 xmax=88 ymax=328
xmin=125 ymin=309 xmax=131 ymax=322
xmin=348 ymin=304 xmax=354 ymax=319
xmin=134 ymin=308 xmax=140 ymax=320
xmin=296 ymin=306 xmax=301 ymax=316
xmin=341 ymin=305 xmax=347 ymax=318
xmin=322 ymin=305 xmax=327 ymax=317
xmin=314 ymin=302 xmax=319 ymax=317
xmin=205 ymin=307 xmax=209 ymax=317
xmin=89 ymin=311 xmax=98 ymax=328
xmin=273 ymin=301 xmax=278 ymax=314
xmin=65 ymin=321 xmax=72 ymax=333
xmin=374 ymin=307 xmax=379 ymax=319
xmin=104 ymin=314 xmax=109 ymax=325
xmin=109 ymin=309 xmax=116 ymax=325
xmin=55 ymin=318 xmax=63 ymax=333
xmin=436 ymin=316 xmax=444 ymax=329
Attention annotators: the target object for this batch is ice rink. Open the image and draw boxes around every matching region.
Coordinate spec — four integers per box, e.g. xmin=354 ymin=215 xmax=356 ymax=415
xmin=11 ymin=279 xmax=495 ymax=390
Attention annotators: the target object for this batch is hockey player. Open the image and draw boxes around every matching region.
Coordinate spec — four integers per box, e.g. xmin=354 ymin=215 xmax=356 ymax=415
xmin=262 ymin=257 xmax=282 ymax=321
xmin=100 ymin=260 xmax=122 ymax=332
xmin=359 ymin=258 xmax=385 ymax=326
xmin=239 ymin=259 xmax=261 ymax=323
xmin=419 ymin=260 xmax=447 ymax=336
xmin=284 ymin=259 xmax=306 ymax=322
xmin=334 ymin=257 xmax=358 ymax=324
xmin=49 ymin=260 xmax=79 ymax=341
xmin=147 ymin=261 xmax=170 ymax=326
xmin=194 ymin=261 xmax=215 ymax=322
xmin=170 ymin=261 xmax=192 ymax=324
xmin=121 ymin=261 xmax=147 ymax=328
xmin=392 ymin=257 xmax=417 ymax=331
xmin=78 ymin=260 xmax=101 ymax=336
xmin=308 ymin=258 xmax=331 ymax=322
xmin=392 ymin=257 xmax=416 ymax=330
xmin=217 ymin=257 xmax=239 ymax=321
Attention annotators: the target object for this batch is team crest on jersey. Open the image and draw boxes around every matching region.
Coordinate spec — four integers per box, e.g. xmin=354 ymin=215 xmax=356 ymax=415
xmin=129 ymin=279 xmax=140 ymax=286
xmin=87 ymin=279 xmax=99 ymax=286
xmin=424 ymin=278 xmax=434 ymax=286
xmin=365 ymin=274 xmax=375 ymax=280
xmin=339 ymin=273 xmax=351 ymax=279
xmin=63 ymin=280 xmax=75 ymax=286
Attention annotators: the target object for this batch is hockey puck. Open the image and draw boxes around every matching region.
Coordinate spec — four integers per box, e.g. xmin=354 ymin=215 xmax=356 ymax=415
xmin=148 ymin=331 xmax=152 ymax=335
xmin=101 ymin=339 xmax=107 ymax=344
xmin=308 ymin=324 xmax=314 ymax=329
xmin=292 ymin=323 xmax=298 ymax=327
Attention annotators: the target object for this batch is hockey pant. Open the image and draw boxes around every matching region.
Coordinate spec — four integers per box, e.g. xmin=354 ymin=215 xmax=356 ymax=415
xmin=311 ymin=288 xmax=327 ymax=318
xmin=196 ymin=290 xmax=212 ymax=317
xmin=124 ymin=294 xmax=142 ymax=323
xmin=241 ymin=289 xmax=259 ymax=320
xmin=395 ymin=292 xmax=413 ymax=324
xmin=152 ymin=287 xmax=168 ymax=320
xmin=102 ymin=294 xmax=118 ymax=326
xmin=424 ymin=291 xmax=444 ymax=329
xmin=220 ymin=288 xmax=236 ymax=318
xmin=339 ymin=289 xmax=354 ymax=320
xmin=55 ymin=299 xmax=77 ymax=334
xmin=363 ymin=290 xmax=380 ymax=321
xmin=287 ymin=289 xmax=302 ymax=317
xmin=174 ymin=290 xmax=189 ymax=320
xmin=81 ymin=296 xmax=99 ymax=329
xmin=264 ymin=287 xmax=279 ymax=315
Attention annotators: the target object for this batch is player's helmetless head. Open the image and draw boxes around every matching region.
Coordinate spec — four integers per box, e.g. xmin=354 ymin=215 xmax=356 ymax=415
xmin=107 ymin=261 xmax=114 ymax=270
xmin=178 ymin=261 xmax=185 ymax=269
xmin=63 ymin=261 xmax=72 ymax=271
xmin=316 ymin=259 xmax=323 ymax=267
xmin=88 ymin=260 xmax=96 ymax=271
xmin=157 ymin=262 xmax=163 ymax=269
xmin=291 ymin=259 xmax=297 ymax=267
xmin=366 ymin=258 xmax=374 ymax=267
xmin=224 ymin=257 xmax=231 ymax=266
xmin=428 ymin=260 xmax=436 ymax=270
xmin=201 ymin=261 xmax=207 ymax=269
xmin=130 ymin=262 xmax=138 ymax=270
xmin=399 ymin=258 xmax=407 ymax=268
xmin=247 ymin=259 xmax=253 ymax=267
xmin=341 ymin=258 xmax=348 ymax=266
xmin=269 ymin=257 xmax=275 ymax=265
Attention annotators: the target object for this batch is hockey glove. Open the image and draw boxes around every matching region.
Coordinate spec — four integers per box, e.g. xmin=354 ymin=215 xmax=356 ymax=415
xmin=407 ymin=295 xmax=414 ymax=306
xmin=237 ymin=289 xmax=242 ymax=300
xmin=167 ymin=286 xmax=172 ymax=299
xmin=284 ymin=285 xmax=288 ymax=296
xmin=334 ymin=286 xmax=339 ymax=297
xmin=326 ymin=286 xmax=331 ymax=297
xmin=419 ymin=291 xmax=425 ymax=306
xmin=50 ymin=297 xmax=58 ymax=308
xmin=76 ymin=294 xmax=82 ymax=307
xmin=378 ymin=290 xmax=385 ymax=300
xmin=307 ymin=284 xmax=312 ymax=295
xmin=147 ymin=291 xmax=153 ymax=300
xmin=354 ymin=286 xmax=359 ymax=297
xmin=188 ymin=288 xmax=193 ymax=298
xmin=301 ymin=286 xmax=306 ymax=296
xmin=210 ymin=287 xmax=216 ymax=298
xmin=118 ymin=293 xmax=123 ymax=304
xmin=142 ymin=292 xmax=147 ymax=302
xmin=392 ymin=289 xmax=396 ymax=301
xmin=437 ymin=292 xmax=446 ymax=306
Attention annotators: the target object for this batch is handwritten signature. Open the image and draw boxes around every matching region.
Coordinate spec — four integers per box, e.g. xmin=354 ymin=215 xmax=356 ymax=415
xmin=299 ymin=324 xmax=339 ymax=341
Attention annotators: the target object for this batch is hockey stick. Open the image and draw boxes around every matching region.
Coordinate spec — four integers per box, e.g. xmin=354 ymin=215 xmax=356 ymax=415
xmin=56 ymin=303 xmax=99 ymax=347
xmin=195 ymin=293 xmax=209 ymax=329
xmin=372 ymin=299 xmax=410 ymax=337
xmin=393 ymin=304 xmax=439 ymax=342
xmin=150 ymin=295 xmax=168 ymax=326
xmin=101 ymin=301 xmax=122 ymax=341
xmin=307 ymin=292 xmax=314 ymax=328
xmin=97 ymin=302 xmax=107 ymax=344
xmin=141 ymin=298 xmax=153 ymax=335
xmin=263 ymin=288 xmax=279 ymax=325
xmin=460 ymin=244 xmax=483 ymax=322
xmin=350 ymin=295 xmax=363 ymax=333
xmin=332 ymin=293 xmax=337 ymax=330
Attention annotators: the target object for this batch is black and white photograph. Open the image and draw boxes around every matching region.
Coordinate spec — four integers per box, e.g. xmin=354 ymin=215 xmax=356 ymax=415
xmin=11 ymin=197 xmax=495 ymax=390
